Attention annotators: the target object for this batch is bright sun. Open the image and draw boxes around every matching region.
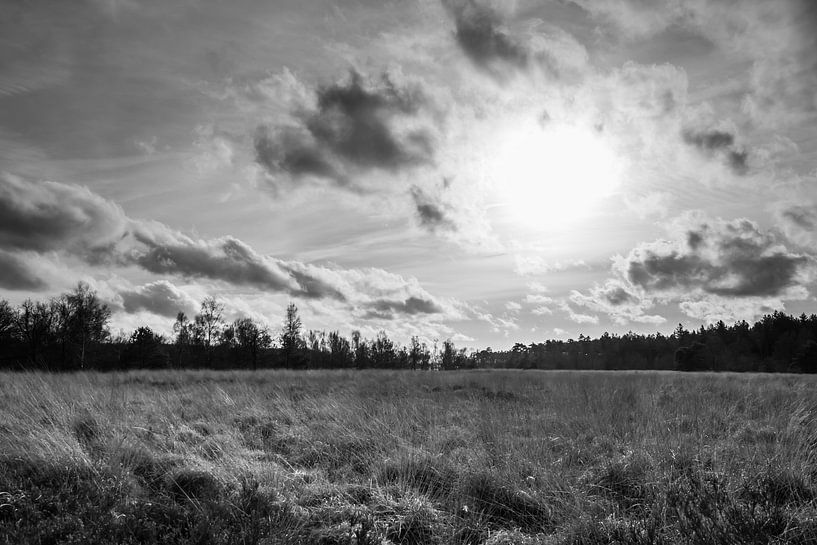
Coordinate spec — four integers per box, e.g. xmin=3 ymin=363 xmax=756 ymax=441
xmin=488 ymin=120 xmax=624 ymax=230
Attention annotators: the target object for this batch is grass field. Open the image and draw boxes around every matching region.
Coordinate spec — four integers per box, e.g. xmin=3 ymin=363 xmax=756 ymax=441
xmin=1 ymin=369 xmax=816 ymax=544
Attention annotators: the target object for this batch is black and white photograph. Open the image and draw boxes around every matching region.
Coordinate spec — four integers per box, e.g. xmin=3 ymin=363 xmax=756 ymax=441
xmin=1 ymin=0 xmax=816 ymax=543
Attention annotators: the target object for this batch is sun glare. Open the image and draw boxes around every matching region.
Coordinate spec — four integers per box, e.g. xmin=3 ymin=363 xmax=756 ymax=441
xmin=489 ymin=120 xmax=624 ymax=230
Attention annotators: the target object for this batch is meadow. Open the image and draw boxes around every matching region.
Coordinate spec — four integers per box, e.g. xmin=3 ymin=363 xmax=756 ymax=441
xmin=1 ymin=369 xmax=816 ymax=544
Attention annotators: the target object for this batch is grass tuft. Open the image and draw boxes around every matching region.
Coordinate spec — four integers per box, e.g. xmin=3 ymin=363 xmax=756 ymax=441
xmin=166 ymin=468 xmax=222 ymax=503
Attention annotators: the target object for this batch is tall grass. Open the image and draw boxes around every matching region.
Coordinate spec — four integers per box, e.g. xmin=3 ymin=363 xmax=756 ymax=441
xmin=1 ymin=369 xmax=816 ymax=544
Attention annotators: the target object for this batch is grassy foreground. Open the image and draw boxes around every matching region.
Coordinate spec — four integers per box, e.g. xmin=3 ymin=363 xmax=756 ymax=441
xmin=1 ymin=370 xmax=816 ymax=544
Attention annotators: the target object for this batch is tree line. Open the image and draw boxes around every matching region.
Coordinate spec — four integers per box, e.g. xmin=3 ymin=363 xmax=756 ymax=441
xmin=478 ymin=314 xmax=817 ymax=373
xmin=0 ymin=283 xmax=815 ymax=372
xmin=0 ymin=284 xmax=467 ymax=371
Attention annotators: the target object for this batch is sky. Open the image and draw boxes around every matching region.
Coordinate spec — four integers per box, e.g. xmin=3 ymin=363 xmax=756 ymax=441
xmin=1 ymin=0 xmax=816 ymax=349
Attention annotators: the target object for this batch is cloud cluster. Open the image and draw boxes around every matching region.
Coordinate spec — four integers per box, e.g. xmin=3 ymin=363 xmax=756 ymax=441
xmin=0 ymin=174 xmax=451 ymax=322
xmin=619 ymin=216 xmax=810 ymax=298
xmin=254 ymin=70 xmax=435 ymax=191
xmin=575 ymin=213 xmax=814 ymax=324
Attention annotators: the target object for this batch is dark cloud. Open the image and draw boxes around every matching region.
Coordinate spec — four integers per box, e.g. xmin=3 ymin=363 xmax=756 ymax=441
xmin=365 ymin=296 xmax=444 ymax=319
xmin=781 ymin=205 xmax=817 ymax=231
xmin=686 ymin=231 xmax=703 ymax=250
xmin=727 ymin=150 xmax=748 ymax=175
xmin=683 ymin=129 xmax=734 ymax=150
xmin=118 ymin=280 xmax=197 ymax=318
xmin=622 ymin=217 xmax=810 ymax=298
xmin=309 ymin=71 xmax=432 ymax=168
xmin=443 ymin=0 xmax=528 ymax=69
xmin=255 ymin=71 xmax=434 ymax=186
xmin=410 ymin=186 xmax=456 ymax=232
xmin=0 ymin=173 xmax=127 ymax=254
xmin=681 ymin=129 xmax=749 ymax=175
xmin=0 ymin=250 xmax=47 ymax=291
xmin=129 ymin=231 xmax=346 ymax=300
xmin=254 ymin=126 xmax=343 ymax=185
xmin=602 ymin=285 xmax=637 ymax=306
xmin=286 ymin=266 xmax=348 ymax=301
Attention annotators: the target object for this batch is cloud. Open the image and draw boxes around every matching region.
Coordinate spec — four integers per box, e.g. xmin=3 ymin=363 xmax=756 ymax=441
xmin=619 ymin=216 xmax=811 ymax=298
xmin=578 ymin=213 xmax=816 ymax=324
xmin=776 ymin=203 xmax=817 ymax=249
xmin=557 ymin=301 xmax=599 ymax=325
xmin=411 ymin=185 xmax=456 ymax=232
xmin=571 ymin=213 xmax=814 ymax=325
xmin=781 ymin=205 xmax=817 ymax=231
xmin=364 ymin=296 xmax=444 ymax=319
xmin=0 ymin=172 xmax=128 ymax=255
xmin=254 ymin=125 xmax=345 ymax=188
xmin=0 ymin=250 xmax=47 ymax=291
xmin=441 ymin=0 xmax=585 ymax=79
xmin=681 ymin=128 xmax=748 ymax=175
xmin=310 ymin=71 xmax=433 ymax=167
xmin=524 ymin=293 xmax=553 ymax=305
xmin=505 ymin=301 xmax=521 ymax=312
xmin=254 ymin=70 xmax=435 ymax=190
xmin=678 ymin=296 xmax=782 ymax=325
xmin=531 ymin=305 xmax=553 ymax=316
xmin=570 ymin=280 xmax=666 ymax=325
xmin=128 ymin=227 xmax=344 ymax=300
xmin=117 ymin=280 xmax=199 ymax=318
xmin=471 ymin=306 xmax=519 ymax=334
xmin=443 ymin=0 xmax=529 ymax=70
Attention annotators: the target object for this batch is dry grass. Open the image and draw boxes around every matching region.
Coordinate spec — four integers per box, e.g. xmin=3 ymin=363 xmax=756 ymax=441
xmin=1 ymin=369 xmax=816 ymax=544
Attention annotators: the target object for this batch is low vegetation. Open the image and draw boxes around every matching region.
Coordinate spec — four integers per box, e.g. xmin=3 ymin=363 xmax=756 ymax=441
xmin=1 ymin=369 xmax=816 ymax=544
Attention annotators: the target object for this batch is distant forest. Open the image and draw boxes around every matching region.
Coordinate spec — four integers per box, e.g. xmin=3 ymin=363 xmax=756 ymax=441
xmin=1 ymin=283 xmax=816 ymax=373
